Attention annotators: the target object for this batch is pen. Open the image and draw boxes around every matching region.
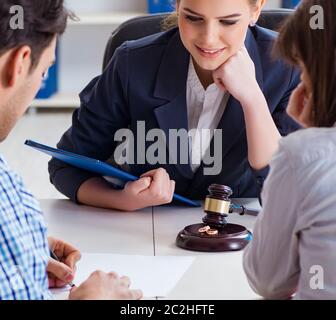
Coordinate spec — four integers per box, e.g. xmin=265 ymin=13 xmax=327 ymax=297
xmin=230 ymin=203 xmax=259 ymax=216
xmin=243 ymin=207 xmax=259 ymax=216
xmin=49 ymin=250 xmax=75 ymax=287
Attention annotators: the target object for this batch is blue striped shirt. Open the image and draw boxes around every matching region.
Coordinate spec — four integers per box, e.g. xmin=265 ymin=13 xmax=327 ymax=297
xmin=0 ymin=155 xmax=52 ymax=300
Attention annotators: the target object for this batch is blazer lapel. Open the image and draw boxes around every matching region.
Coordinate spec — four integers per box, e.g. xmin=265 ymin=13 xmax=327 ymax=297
xmin=153 ymin=29 xmax=194 ymax=179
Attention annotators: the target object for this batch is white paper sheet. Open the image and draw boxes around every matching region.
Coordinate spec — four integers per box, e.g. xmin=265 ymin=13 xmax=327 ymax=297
xmin=60 ymin=253 xmax=195 ymax=298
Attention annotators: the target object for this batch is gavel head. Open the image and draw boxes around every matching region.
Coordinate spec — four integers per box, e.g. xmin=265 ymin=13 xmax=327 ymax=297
xmin=202 ymin=184 xmax=233 ymax=229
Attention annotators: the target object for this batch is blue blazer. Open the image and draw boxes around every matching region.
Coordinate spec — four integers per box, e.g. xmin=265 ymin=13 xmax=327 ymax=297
xmin=49 ymin=26 xmax=301 ymax=203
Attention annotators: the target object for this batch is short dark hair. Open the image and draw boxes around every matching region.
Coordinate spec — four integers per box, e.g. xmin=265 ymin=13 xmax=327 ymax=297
xmin=274 ymin=0 xmax=336 ymax=127
xmin=0 ymin=0 xmax=71 ymax=69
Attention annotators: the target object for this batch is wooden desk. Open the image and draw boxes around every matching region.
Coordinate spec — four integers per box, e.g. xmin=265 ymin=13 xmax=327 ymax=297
xmin=40 ymin=199 xmax=261 ymax=300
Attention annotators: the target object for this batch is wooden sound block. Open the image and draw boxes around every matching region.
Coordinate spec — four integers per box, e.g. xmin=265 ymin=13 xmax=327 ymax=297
xmin=176 ymin=223 xmax=252 ymax=252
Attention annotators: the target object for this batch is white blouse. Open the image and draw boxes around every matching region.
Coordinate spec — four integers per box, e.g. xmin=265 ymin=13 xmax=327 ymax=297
xmin=186 ymin=58 xmax=230 ymax=172
xmin=243 ymin=127 xmax=336 ymax=299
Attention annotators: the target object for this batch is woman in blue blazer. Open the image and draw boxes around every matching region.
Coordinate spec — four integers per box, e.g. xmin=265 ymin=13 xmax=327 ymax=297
xmin=49 ymin=0 xmax=301 ymax=211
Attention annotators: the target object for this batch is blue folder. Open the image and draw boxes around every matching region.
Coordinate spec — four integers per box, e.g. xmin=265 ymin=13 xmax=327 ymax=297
xmin=25 ymin=140 xmax=201 ymax=207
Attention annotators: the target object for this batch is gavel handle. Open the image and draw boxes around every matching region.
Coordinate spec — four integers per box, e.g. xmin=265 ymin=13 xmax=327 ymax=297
xmin=230 ymin=203 xmax=259 ymax=216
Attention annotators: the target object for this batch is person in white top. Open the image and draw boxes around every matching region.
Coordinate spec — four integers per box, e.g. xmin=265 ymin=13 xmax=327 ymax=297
xmin=243 ymin=0 xmax=336 ymax=299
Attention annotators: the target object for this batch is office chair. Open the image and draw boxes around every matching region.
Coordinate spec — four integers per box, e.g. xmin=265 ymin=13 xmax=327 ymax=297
xmin=102 ymin=9 xmax=294 ymax=70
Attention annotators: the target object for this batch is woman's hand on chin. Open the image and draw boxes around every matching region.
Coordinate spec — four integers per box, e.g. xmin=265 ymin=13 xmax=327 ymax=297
xmin=212 ymin=47 xmax=262 ymax=107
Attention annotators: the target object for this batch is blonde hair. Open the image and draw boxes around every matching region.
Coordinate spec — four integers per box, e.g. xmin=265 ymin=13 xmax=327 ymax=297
xmin=162 ymin=12 xmax=178 ymax=31
xmin=162 ymin=0 xmax=260 ymax=30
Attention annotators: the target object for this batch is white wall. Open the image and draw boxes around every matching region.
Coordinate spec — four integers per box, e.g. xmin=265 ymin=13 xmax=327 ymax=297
xmin=65 ymin=0 xmax=147 ymax=13
xmin=60 ymin=0 xmax=148 ymax=94
xmin=64 ymin=0 xmax=282 ymax=12
xmin=264 ymin=0 xmax=282 ymax=8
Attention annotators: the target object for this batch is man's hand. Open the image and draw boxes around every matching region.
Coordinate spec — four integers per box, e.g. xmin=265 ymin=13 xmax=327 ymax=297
xmin=69 ymin=271 xmax=143 ymax=300
xmin=47 ymin=237 xmax=81 ymax=288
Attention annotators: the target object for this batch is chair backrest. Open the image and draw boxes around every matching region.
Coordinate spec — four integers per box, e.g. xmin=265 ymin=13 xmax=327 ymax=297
xmin=103 ymin=9 xmax=294 ymax=70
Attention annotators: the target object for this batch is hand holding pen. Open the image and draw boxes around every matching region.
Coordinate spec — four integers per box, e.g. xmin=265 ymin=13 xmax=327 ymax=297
xmin=47 ymin=237 xmax=81 ymax=288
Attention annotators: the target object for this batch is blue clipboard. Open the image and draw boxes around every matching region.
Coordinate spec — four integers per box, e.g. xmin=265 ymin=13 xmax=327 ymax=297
xmin=25 ymin=140 xmax=201 ymax=207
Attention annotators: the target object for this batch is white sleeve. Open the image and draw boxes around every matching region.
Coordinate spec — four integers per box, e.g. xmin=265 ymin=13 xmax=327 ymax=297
xmin=243 ymin=144 xmax=301 ymax=299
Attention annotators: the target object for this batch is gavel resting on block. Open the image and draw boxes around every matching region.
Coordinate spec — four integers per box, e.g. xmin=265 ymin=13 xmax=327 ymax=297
xmin=176 ymin=184 xmax=253 ymax=252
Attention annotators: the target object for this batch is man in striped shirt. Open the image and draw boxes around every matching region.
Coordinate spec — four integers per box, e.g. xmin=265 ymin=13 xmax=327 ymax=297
xmin=0 ymin=0 xmax=142 ymax=300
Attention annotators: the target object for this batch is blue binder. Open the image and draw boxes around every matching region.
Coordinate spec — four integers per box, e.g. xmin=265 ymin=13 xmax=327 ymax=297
xmin=36 ymin=45 xmax=59 ymax=99
xmin=25 ymin=140 xmax=201 ymax=207
xmin=282 ymin=0 xmax=300 ymax=8
xmin=147 ymin=0 xmax=175 ymax=13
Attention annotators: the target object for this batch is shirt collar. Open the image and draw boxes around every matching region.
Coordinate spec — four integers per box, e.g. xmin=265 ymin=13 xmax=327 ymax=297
xmin=187 ymin=57 xmax=224 ymax=96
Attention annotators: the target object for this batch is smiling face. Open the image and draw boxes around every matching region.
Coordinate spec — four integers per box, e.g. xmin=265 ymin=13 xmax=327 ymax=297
xmin=177 ymin=0 xmax=262 ymax=72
